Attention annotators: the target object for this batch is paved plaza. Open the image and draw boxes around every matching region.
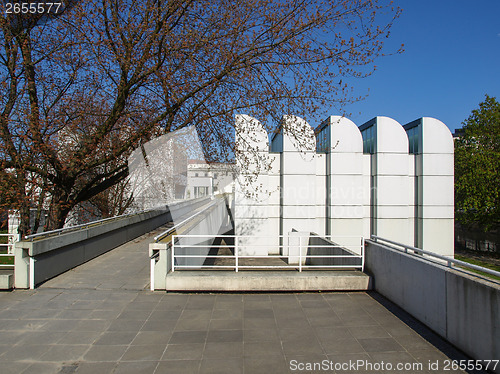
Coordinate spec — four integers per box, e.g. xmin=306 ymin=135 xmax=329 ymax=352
xmin=0 ymin=230 xmax=484 ymax=374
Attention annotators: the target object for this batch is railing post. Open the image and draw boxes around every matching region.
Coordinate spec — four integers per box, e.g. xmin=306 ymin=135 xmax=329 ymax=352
xmin=171 ymin=236 xmax=175 ymax=273
xmin=29 ymin=257 xmax=35 ymax=290
xmin=235 ymin=236 xmax=239 ymax=273
xmin=361 ymin=237 xmax=365 ymax=272
xmin=299 ymin=236 xmax=302 ymax=272
xmin=150 ymin=256 xmax=155 ymax=291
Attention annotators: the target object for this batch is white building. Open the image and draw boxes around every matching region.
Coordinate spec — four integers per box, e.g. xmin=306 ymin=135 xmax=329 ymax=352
xmin=234 ymin=114 xmax=454 ymax=258
xmin=186 ymin=161 xmax=234 ymax=199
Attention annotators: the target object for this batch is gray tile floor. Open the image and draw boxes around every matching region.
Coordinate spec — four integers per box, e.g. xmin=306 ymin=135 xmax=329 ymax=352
xmin=0 ymin=230 xmax=486 ymax=374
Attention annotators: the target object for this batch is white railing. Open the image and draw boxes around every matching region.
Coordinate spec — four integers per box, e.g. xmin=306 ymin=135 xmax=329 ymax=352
xmin=170 ymin=234 xmax=364 ymax=272
xmin=0 ymin=233 xmax=16 ymax=268
xmin=371 ymin=235 xmax=500 ymax=279
xmin=24 ymin=205 xmax=170 ymax=241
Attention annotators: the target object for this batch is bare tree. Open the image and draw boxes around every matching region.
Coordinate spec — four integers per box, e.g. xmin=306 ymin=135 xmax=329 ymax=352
xmin=0 ymin=0 xmax=401 ymax=235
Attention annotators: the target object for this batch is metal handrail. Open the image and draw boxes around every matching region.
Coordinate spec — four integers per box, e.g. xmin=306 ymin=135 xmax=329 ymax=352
xmin=0 ymin=233 xmax=15 ymax=267
xmin=154 ymin=198 xmax=219 ymax=242
xmin=25 ymin=205 xmax=169 ymax=241
xmin=171 ymin=234 xmax=364 ymax=273
xmin=371 ymin=235 xmax=500 ymax=279
xmin=0 ymin=233 xmax=15 ymax=253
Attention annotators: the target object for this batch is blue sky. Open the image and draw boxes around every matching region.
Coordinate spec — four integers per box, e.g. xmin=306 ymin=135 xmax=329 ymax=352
xmin=341 ymin=0 xmax=500 ymax=132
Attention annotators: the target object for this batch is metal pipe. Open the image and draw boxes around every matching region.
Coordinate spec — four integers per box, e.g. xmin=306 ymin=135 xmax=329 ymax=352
xmin=371 ymin=235 xmax=500 ymax=279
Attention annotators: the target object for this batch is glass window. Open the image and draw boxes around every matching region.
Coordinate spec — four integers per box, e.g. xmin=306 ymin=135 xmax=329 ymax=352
xmin=315 ymin=124 xmax=330 ymax=153
xmin=361 ymin=125 xmax=376 ymax=154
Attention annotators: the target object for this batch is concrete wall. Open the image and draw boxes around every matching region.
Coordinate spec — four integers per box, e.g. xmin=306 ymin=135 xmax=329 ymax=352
xmin=149 ymin=196 xmax=230 ymax=290
xmin=172 ymin=197 xmax=231 ymax=269
xmin=307 ymin=235 xmax=361 ymax=267
xmin=15 ymin=198 xmax=210 ymax=288
xmin=365 ymin=240 xmax=500 ymax=372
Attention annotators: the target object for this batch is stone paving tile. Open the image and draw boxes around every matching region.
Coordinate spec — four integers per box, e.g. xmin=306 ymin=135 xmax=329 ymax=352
xmin=83 ymin=345 xmax=128 ymax=362
xmin=244 ymin=355 xmax=289 ymax=374
xmin=162 ymin=343 xmax=205 ymax=360
xmin=316 ymin=326 xmax=353 ymax=342
xmin=206 ymin=329 xmax=243 ymax=343
xmin=320 ymin=337 xmax=366 ymax=355
xmin=21 ymin=362 xmax=64 ymax=374
xmin=113 ymin=360 xmax=158 ymax=374
xmin=131 ymin=331 xmax=172 ymax=346
xmin=357 ymin=337 xmax=406 ymax=353
xmin=347 ymin=325 xmax=392 ymax=339
xmin=73 ymin=362 xmax=117 ymax=374
xmin=39 ymin=344 xmax=91 ymax=362
xmin=169 ymin=330 xmax=207 ymax=344
xmin=94 ymin=331 xmax=138 ymax=345
xmin=244 ymin=341 xmax=283 ymax=357
xmin=243 ymin=317 xmax=277 ymax=330
xmin=141 ymin=319 xmax=173 ymax=332
xmin=211 ymin=307 xmax=242 ymax=320
xmin=282 ymin=335 xmax=324 ymax=356
xmin=0 ymin=229 xmax=489 ymax=374
xmin=199 ymin=357 xmax=244 ymax=374
xmin=175 ymin=318 xmax=210 ymax=331
xmin=121 ymin=344 xmax=166 ymax=361
xmin=243 ymin=328 xmax=280 ymax=342
xmin=203 ymin=341 xmax=244 ymax=358
xmin=208 ymin=318 xmax=242 ymax=331
xmin=156 ymin=360 xmax=200 ymax=374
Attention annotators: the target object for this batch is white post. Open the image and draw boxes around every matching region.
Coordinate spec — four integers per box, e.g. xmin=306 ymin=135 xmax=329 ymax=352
xmin=235 ymin=236 xmax=239 ymax=272
xmin=150 ymin=257 xmax=155 ymax=291
xmin=29 ymin=257 xmax=34 ymax=290
xmin=361 ymin=237 xmax=365 ymax=272
xmin=171 ymin=236 xmax=175 ymax=273
xmin=299 ymin=236 xmax=302 ymax=272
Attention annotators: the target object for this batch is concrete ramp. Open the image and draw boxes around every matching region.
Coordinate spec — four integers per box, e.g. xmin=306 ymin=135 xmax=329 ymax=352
xmin=165 ymin=270 xmax=371 ymax=292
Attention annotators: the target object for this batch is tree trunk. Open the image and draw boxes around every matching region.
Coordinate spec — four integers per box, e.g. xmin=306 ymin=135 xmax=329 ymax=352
xmin=45 ymin=189 xmax=73 ymax=231
xmin=16 ymin=170 xmax=30 ymax=238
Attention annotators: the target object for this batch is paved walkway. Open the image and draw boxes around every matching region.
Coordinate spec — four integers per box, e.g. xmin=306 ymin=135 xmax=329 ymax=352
xmin=0 ymin=229 xmax=485 ymax=374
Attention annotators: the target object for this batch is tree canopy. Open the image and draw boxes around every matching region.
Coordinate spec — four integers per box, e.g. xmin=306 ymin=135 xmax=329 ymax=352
xmin=455 ymin=95 xmax=500 ymax=231
xmin=0 ymin=0 xmax=401 ymax=235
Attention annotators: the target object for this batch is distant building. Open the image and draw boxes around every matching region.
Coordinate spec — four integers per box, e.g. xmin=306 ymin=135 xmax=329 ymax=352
xmin=186 ymin=161 xmax=234 ymax=199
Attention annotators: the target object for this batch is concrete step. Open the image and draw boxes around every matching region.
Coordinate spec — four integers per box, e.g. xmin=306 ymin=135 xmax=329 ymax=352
xmin=165 ymin=270 xmax=372 ymax=292
xmin=0 ymin=269 xmax=14 ymax=290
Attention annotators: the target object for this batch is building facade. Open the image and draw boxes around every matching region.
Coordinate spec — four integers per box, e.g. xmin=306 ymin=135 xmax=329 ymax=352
xmin=234 ymin=114 xmax=454 ymax=258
